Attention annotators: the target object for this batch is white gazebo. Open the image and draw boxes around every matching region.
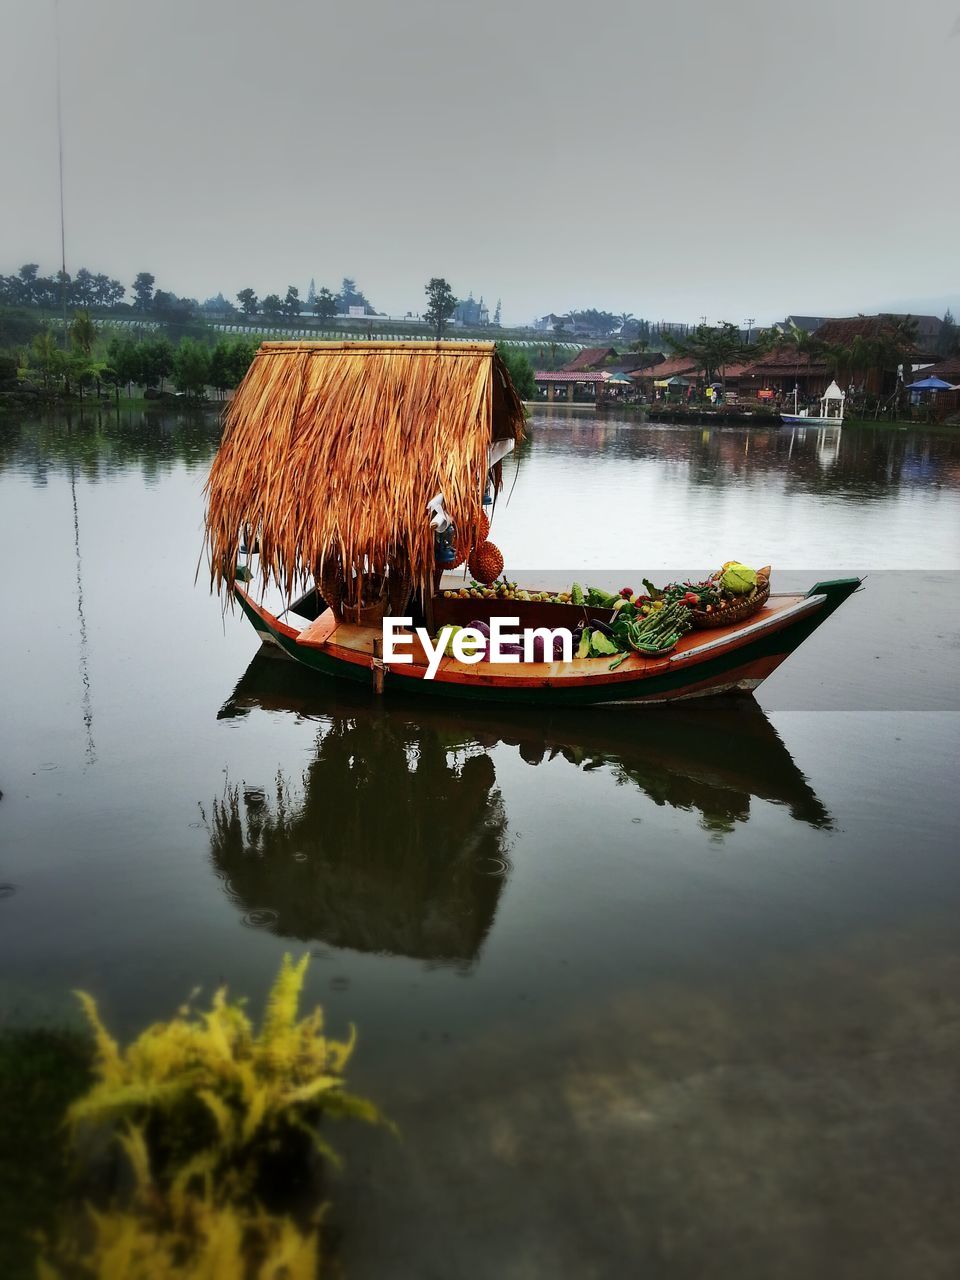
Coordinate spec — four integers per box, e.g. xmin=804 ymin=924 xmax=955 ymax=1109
xmin=819 ymin=380 xmax=846 ymax=422
xmin=781 ymin=379 xmax=846 ymax=426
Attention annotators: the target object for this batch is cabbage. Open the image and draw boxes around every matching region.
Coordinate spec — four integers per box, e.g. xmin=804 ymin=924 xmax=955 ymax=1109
xmin=590 ymin=632 xmax=618 ymax=656
xmin=720 ymin=563 xmax=757 ymax=594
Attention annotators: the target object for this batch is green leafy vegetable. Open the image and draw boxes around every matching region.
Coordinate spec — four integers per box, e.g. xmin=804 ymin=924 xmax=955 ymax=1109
xmin=586 ymin=587 xmax=619 ymax=609
xmin=589 ymin=631 xmax=618 ymax=656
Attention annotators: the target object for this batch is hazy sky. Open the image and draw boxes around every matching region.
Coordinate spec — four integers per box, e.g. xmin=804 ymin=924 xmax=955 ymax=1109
xmin=3 ymin=0 xmax=958 ymax=326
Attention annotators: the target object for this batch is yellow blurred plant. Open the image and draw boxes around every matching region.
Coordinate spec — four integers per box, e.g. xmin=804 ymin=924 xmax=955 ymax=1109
xmin=39 ymin=1124 xmax=322 ymax=1280
xmin=68 ymin=953 xmax=386 ymax=1174
xmin=39 ymin=955 xmax=389 ymax=1277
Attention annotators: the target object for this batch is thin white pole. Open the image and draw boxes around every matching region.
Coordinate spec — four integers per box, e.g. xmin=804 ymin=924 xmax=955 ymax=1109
xmin=55 ymin=0 xmax=68 ymax=347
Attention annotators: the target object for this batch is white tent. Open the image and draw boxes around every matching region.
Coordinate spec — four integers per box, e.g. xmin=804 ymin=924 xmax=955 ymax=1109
xmin=820 ymin=380 xmax=845 ymax=421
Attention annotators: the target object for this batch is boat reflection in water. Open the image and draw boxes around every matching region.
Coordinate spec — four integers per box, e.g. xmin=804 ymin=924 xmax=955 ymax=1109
xmin=212 ymin=651 xmax=831 ymax=963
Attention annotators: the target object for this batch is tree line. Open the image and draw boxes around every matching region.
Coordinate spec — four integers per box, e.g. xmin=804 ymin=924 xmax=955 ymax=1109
xmin=8 ymin=302 xmax=539 ymax=404
xmin=0 ymin=263 xmax=379 ymax=324
xmin=3 ymin=263 xmax=503 ymax=337
xmin=20 ymin=312 xmax=258 ymax=402
xmin=544 ymin=311 xmax=692 ymax=342
xmin=238 ymin=278 xmax=377 ymax=323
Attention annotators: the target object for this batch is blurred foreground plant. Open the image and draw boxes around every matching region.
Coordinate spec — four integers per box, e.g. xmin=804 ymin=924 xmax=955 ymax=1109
xmin=39 ymin=954 xmax=389 ymax=1277
xmin=39 ymin=1125 xmax=321 ymax=1280
xmin=68 ymin=953 xmax=387 ymax=1178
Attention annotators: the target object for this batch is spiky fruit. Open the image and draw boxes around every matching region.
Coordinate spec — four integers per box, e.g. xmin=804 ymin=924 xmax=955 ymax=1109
xmin=468 ymin=540 xmax=504 ymax=585
xmin=448 ymin=511 xmax=488 ymax=570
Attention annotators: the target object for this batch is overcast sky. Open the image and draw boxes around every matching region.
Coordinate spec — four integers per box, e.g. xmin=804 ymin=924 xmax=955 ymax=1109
xmin=3 ymin=0 xmax=958 ymax=326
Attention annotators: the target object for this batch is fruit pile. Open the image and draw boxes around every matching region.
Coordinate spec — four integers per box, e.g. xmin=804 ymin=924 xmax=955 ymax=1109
xmin=650 ymin=562 xmax=767 ymax=619
xmin=437 ymin=560 xmax=768 ymax=665
xmin=441 ymin=579 xmax=575 ymax=603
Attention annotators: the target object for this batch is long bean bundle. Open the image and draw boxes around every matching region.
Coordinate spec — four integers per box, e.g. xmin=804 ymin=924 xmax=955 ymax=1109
xmin=620 ymin=601 xmax=693 ymax=655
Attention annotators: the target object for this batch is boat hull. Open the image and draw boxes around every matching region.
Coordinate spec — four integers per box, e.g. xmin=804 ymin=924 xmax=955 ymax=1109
xmin=780 ymin=414 xmax=843 ymax=426
xmin=233 ymin=579 xmax=860 ymax=707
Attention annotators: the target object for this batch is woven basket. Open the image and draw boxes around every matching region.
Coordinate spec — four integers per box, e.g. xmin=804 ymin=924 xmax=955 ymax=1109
xmin=689 ymin=579 xmax=770 ymax=629
xmin=319 ymin=558 xmax=412 ymax=625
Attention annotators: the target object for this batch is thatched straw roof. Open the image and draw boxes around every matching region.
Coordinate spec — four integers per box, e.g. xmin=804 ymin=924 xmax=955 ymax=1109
xmin=204 ymin=341 xmax=525 ymax=597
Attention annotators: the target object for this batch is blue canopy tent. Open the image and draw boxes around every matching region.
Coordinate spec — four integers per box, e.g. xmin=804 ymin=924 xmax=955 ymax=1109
xmin=906 ymin=375 xmax=954 ymax=391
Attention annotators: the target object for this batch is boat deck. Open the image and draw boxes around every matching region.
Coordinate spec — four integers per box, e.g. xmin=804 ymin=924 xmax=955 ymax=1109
xmin=293 ymin=593 xmax=813 ymax=684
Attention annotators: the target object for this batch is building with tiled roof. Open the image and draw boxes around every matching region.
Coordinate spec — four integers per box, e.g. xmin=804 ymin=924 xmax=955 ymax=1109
xmin=737 ymin=349 xmax=831 ymax=397
xmin=911 ymin=354 xmax=960 ymax=383
xmin=561 ymin=348 xmax=665 ymax=376
xmin=533 ymin=368 xmax=637 ymax=404
xmin=562 ymin=347 xmax=618 ymax=372
xmin=812 ymin=314 xmax=941 ymax=360
xmin=630 ymin=355 xmax=699 ymax=381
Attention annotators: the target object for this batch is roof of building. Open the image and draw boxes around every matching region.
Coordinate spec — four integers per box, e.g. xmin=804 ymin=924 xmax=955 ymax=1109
xmin=912 ymin=354 xmax=960 ymax=381
xmin=204 ymin=341 xmax=525 ymax=598
xmin=813 ymin=316 xmax=918 ymax=347
xmin=811 ymin=314 xmax=944 ymax=355
xmin=887 ymin=313 xmax=943 ymax=338
xmin=534 ymin=370 xmax=611 ymax=383
xmin=561 ymin=346 xmax=618 ymax=372
xmin=630 ymin=355 xmax=699 ymax=380
xmin=738 ymin=349 xmax=829 ymax=376
xmin=610 ymin=353 xmax=665 ymax=372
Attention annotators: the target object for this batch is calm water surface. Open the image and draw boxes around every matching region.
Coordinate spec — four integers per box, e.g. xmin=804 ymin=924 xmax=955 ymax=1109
xmin=2 ymin=406 xmax=960 ymax=1277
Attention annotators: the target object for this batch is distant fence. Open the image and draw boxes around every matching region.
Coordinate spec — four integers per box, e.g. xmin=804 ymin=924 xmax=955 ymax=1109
xmin=99 ymin=317 xmax=583 ymax=352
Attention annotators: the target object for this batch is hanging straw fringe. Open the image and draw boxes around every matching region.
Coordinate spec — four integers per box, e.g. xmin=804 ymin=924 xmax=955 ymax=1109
xmin=203 ymin=342 xmax=525 ymax=601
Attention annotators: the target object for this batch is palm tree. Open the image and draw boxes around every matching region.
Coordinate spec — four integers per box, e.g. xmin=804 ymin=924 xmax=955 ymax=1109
xmin=751 ymin=327 xmax=780 ymax=355
xmin=846 ymin=334 xmax=873 ymax=389
xmin=69 ymin=309 xmax=97 ymax=357
xmin=876 ymin=315 xmax=919 ymax=412
xmin=711 ymin=323 xmax=744 ymax=393
xmin=820 ymin=340 xmax=850 ymax=382
xmin=666 ymin=322 xmax=745 ymax=392
xmin=776 ymin=322 xmax=827 ymax=399
xmin=617 ymin=312 xmax=636 ymax=340
xmin=32 ymin=329 xmax=66 ymax=392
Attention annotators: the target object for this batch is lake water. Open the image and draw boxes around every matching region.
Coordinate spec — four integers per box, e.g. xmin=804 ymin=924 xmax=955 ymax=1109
xmin=2 ymin=405 xmax=960 ymax=1277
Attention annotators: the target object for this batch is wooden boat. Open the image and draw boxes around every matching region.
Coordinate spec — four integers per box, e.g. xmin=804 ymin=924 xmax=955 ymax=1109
xmin=781 ymin=379 xmax=846 ymax=427
xmin=233 ymin=575 xmax=860 ymax=707
xmin=204 ymin=340 xmax=860 ymax=708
